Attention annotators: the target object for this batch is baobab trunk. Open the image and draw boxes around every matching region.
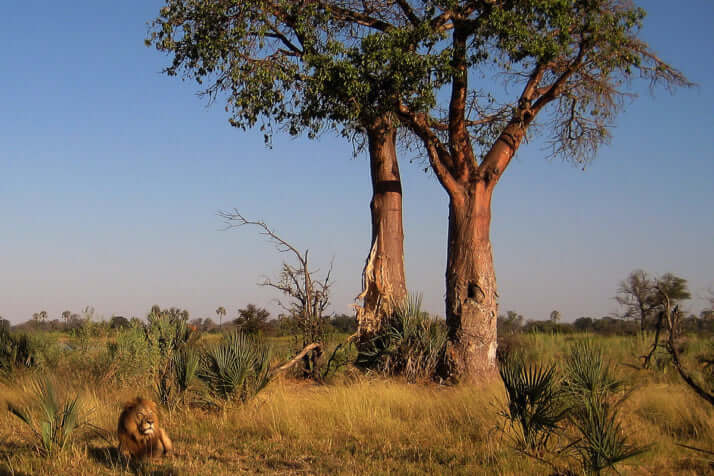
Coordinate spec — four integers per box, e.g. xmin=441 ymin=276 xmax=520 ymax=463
xmin=356 ymin=114 xmax=407 ymax=341
xmin=443 ymin=181 xmax=498 ymax=381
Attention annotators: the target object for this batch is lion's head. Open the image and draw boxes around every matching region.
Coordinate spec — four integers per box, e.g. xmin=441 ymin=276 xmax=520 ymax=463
xmin=131 ymin=399 xmax=159 ymax=436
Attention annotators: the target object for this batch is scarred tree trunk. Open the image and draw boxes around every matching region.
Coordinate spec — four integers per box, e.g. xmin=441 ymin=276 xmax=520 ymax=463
xmin=443 ymin=182 xmax=498 ymax=379
xmin=442 ymin=123 xmax=526 ymax=382
xmin=355 ymin=114 xmax=407 ymax=341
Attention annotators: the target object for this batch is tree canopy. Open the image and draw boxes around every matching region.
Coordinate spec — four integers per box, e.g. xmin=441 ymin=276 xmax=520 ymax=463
xmin=148 ymin=0 xmax=691 ymax=381
xmin=147 ymin=1 xmax=443 ymax=142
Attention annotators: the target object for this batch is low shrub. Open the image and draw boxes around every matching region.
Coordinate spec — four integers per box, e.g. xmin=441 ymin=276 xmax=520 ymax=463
xmin=358 ymin=294 xmax=448 ymax=383
xmin=562 ymin=341 xmax=648 ymax=475
xmin=7 ymin=376 xmax=91 ymax=456
xmin=200 ymin=331 xmax=271 ymax=403
xmin=498 ymin=356 xmax=566 ymax=452
xmin=498 ymin=339 xmax=648 ymax=475
xmin=0 ymin=326 xmax=36 ymax=373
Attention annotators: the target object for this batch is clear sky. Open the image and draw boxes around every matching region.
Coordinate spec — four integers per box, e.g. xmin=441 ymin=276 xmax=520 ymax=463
xmin=1 ymin=1 xmax=712 ymax=324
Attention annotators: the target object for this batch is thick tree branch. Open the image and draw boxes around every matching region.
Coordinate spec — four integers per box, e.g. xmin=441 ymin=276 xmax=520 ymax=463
xmin=395 ymin=0 xmax=420 ymax=26
xmin=447 ymin=24 xmax=477 ymax=182
xmin=531 ymin=44 xmax=587 ymax=115
xmin=320 ymin=2 xmax=394 ymax=32
xmin=397 ymin=104 xmax=462 ymax=198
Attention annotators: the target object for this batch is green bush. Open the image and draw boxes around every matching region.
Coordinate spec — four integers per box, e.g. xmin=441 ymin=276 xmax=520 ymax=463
xmin=358 ymin=294 xmax=448 ymax=383
xmin=498 ymin=356 xmax=566 ymax=452
xmin=155 ymin=346 xmax=201 ymax=408
xmin=200 ymin=332 xmax=271 ymax=403
xmin=105 ymin=324 xmax=155 ymax=384
xmin=0 ymin=326 xmax=36 ymax=373
xmin=498 ymin=339 xmax=648 ymax=475
xmin=7 ymin=377 xmax=89 ymax=456
xmin=562 ymin=340 xmax=648 ymax=475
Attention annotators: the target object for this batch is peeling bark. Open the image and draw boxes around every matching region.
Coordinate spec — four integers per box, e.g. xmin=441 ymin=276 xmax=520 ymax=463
xmin=442 ymin=182 xmax=499 ymax=381
xmin=355 ymin=114 xmax=407 ymax=342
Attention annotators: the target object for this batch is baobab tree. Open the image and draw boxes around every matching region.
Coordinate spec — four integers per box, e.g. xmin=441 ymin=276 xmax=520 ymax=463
xmin=305 ymin=0 xmax=690 ymax=380
xmin=149 ymin=1 xmax=691 ymax=381
xmin=147 ymin=0 xmax=414 ymax=340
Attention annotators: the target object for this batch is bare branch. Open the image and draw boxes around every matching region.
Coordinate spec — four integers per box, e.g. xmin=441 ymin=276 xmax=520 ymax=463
xmin=271 ymin=343 xmax=321 ymax=373
xmin=218 ymin=209 xmax=306 ymax=267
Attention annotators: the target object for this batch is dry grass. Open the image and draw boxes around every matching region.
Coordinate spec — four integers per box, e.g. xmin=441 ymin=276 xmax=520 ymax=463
xmin=0 ymin=333 xmax=712 ymax=475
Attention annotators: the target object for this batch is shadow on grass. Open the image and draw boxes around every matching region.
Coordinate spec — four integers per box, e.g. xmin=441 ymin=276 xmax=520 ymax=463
xmin=0 ymin=466 xmax=30 ymax=476
xmin=87 ymin=446 xmax=179 ymax=476
xmin=0 ymin=442 xmax=31 ymax=476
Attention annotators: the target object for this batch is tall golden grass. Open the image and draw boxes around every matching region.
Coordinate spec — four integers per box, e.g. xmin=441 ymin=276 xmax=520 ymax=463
xmin=0 ymin=332 xmax=711 ymax=475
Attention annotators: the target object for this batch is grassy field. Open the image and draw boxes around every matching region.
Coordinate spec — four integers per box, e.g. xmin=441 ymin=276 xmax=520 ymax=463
xmin=0 ymin=332 xmax=712 ymax=475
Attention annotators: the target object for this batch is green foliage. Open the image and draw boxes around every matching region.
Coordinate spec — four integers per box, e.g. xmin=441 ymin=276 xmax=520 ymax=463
xmin=70 ymin=308 xmax=110 ymax=352
xmin=358 ymin=294 xmax=447 ymax=383
xmin=0 ymin=326 xmax=36 ymax=373
xmin=498 ymin=339 xmax=648 ymax=474
xmin=498 ymin=311 xmax=525 ymax=336
xmin=498 ymin=356 xmax=566 ymax=451
xmin=156 ymin=346 xmax=201 ymax=408
xmin=98 ymin=324 xmax=158 ymax=386
xmin=567 ymin=395 xmax=648 ymax=475
xmin=562 ymin=340 xmax=622 ymax=402
xmin=562 ymin=340 xmax=648 ymax=475
xmin=144 ymin=307 xmax=200 ymax=373
xmin=200 ymin=331 xmax=271 ymax=403
xmin=174 ymin=347 xmax=201 ymax=395
xmin=234 ymin=304 xmax=271 ymax=335
xmin=109 ymin=315 xmax=130 ymax=329
xmin=141 ymin=307 xmax=202 ymax=406
xmin=7 ymin=377 xmax=88 ymax=456
xmin=148 ymin=1 xmax=689 ymax=164
xmin=146 ymin=1 xmax=449 ymax=144
xmin=328 ymin=314 xmax=358 ymax=334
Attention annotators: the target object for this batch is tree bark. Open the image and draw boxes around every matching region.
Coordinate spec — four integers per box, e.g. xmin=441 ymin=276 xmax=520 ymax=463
xmin=440 ymin=123 xmax=526 ymax=382
xmin=442 ymin=181 xmax=499 ymax=380
xmin=355 ymin=114 xmax=407 ymax=341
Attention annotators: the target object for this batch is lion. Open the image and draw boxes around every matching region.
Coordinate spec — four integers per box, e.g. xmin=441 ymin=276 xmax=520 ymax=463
xmin=117 ymin=397 xmax=173 ymax=459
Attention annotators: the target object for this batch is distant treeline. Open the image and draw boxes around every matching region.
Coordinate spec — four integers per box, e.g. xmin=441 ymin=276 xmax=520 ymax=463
xmin=498 ymin=311 xmax=714 ymax=337
xmin=4 ymin=304 xmax=712 ymax=338
xmin=1 ymin=305 xmax=358 ymax=337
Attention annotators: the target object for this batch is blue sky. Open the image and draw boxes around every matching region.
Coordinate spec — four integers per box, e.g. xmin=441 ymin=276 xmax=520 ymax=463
xmin=1 ymin=1 xmax=712 ymax=324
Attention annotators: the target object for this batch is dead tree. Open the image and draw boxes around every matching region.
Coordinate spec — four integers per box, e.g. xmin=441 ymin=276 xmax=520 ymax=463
xmin=655 ymin=285 xmax=714 ymax=407
xmin=219 ymin=210 xmax=332 ymax=379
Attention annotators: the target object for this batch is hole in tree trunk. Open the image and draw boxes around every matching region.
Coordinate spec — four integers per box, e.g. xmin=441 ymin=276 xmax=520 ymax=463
xmin=467 ymin=282 xmax=485 ymax=303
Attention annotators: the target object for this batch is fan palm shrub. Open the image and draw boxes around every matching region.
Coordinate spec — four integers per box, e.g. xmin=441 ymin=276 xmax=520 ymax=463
xmin=173 ymin=346 xmax=200 ymax=394
xmin=498 ymin=356 xmax=566 ymax=452
xmin=562 ymin=340 xmax=648 ymax=475
xmin=200 ymin=331 xmax=271 ymax=402
xmin=7 ymin=377 xmax=88 ymax=456
xmin=497 ymin=340 xmax=649 ymax=474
